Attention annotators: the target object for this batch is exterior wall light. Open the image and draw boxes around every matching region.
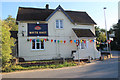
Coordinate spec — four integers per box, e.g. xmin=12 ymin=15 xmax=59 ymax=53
xmin=37 ymin=22 xmax=39 ymax=24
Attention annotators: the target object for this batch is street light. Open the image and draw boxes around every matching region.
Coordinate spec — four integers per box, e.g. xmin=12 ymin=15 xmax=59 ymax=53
xmin=103 ymin=7 xmax=109 ymax=51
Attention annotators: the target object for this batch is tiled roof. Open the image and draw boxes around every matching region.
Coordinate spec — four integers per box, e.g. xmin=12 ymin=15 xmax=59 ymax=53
xmin=72 ymin=28 xmax=95 ymax=37
xmin=16 ymin=7 xmax=96 ymax=25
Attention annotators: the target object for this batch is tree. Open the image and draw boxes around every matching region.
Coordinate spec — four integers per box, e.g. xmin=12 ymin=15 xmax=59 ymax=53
xmin=95 ymin=26 xmax=106 ymax=42
xmin=5 ymin=15 xmax=18 ymax=31
xmin=110 ymin=22 xmax=120 ymax=50
xmin=1 ymin=19 xmax=15 ymax=72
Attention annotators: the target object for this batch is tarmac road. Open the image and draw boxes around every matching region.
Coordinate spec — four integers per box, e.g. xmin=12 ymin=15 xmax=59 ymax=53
xmin=2 ymin=51 xmax=119 ymax=78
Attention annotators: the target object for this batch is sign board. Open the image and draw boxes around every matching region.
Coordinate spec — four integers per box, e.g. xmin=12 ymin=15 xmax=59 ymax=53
xmin=28 ymin=23 xmax=48 ymax=36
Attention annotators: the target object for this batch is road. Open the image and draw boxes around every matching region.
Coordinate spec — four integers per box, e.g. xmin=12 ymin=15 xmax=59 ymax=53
xmin=2 ymin=51 xmax=119 ymax=78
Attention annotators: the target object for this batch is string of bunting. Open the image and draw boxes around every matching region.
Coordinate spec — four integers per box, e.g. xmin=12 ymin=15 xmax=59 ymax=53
xmin=27 ymin=38 xmax=96 ymax=43
xmin=96 ymin=40 xmax=112 ymax=44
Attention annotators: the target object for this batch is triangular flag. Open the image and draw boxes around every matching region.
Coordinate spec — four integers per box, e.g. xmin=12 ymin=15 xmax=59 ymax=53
xmin=57 ymin=40 xmax=60 ymax=43
xmin=54 ymin=40 xmax=56 ymax=43
xmin=64 ymin=40 xmax=66 ymax=43
xmin=51 ymin=39 xmax=53 ymax=42
xmin=70 ymin=40 xmax=73 ymax=43
xmin=74 ymin=40 xmax=76 ymax=43
xmin=81 ymin=40 xmax=82 ymax=43
xmin=41 ymin=39 xmax=44 ymax=41
xmin=84 ymin=40 xmax=86 ymax=43
xmin=46 ymin=39 xmax=49 ymax=41
xmin=30 ymin=39 xmax=32 ymax=42
xmin=60 ymin=40 xmax=63 ymax=43
xmin=33 ymin=39 xmax=35 ymax=42
xmin=27 ymin=39 xmax=29 ymax=41
xmin=37 ymin=39 xmax=39 ymax=42
xmin=90 ymin=40 xmax=92 ymax=42
xmin=44 ymin=39 xmax=47 ymax=42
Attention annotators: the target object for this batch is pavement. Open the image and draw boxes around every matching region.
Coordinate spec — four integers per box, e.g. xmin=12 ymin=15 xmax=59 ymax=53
xmin=1 ymin=51 xmax=119 ymax=78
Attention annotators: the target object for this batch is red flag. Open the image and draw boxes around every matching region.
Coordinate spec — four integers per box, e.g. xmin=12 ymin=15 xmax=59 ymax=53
xmin=90 ymin=40 xmax=92 ymax=42
xmin=44 ymin=39 xmax=47 ymax=42
xmin=84 ymin=40 xmax=86 ymax=43
xmin=64 ymin=40 xmax=66 ymax=43
xmin=51 ymin=39 xmax=53 ymax=42
xmin=30 ymin=39 xmax=32 ymax=42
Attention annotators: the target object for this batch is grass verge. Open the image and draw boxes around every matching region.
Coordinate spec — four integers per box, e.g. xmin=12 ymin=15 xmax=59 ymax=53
xmin=3 ymin=61 xmax=83 ymax=72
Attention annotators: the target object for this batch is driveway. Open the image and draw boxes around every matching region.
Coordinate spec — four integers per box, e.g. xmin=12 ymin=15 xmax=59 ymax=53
xmin=2 ymin=51 xmax=119 ymax=78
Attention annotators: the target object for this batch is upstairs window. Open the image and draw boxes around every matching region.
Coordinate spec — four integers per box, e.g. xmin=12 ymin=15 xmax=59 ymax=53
xmin=56 ymin=20 xmax=63 ymax=29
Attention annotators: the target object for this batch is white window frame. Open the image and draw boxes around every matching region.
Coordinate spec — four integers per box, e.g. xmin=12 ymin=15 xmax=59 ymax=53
xmin=31 ymin=39 xmax=45 ymax=50
xmin=56 ymin=20 xmax=63 ymax=29
xmin=80 ymin=40 xmax=87 ymax=49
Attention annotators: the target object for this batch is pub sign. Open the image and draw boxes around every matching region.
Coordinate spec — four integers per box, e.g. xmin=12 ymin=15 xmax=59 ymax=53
xmin=28 ymin=23 xmax=48 ymax=36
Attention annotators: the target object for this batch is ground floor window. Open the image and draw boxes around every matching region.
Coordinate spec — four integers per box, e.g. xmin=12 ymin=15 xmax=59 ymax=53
xmin=80 ymin=40 xmax=88 ymax=49
xmin=32 ymin=39 xmax=44 ymax=50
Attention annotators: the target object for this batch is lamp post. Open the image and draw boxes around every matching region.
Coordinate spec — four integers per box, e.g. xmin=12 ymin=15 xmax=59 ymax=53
xmin=103 ymin=7 xmax=109 ymax=51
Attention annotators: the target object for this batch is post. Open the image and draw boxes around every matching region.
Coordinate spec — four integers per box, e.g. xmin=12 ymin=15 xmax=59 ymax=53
xmin=109 ymin=43 xmax=112 ymax=58
xmin=78 ymin=45 xmax=80 ymax=65
xmin=103 ymin=7 xmax=109 ymax=51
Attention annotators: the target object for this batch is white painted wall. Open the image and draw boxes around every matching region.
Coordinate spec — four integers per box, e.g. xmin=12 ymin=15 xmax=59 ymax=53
xmin=18 ymin=10 xmax=101 ymax=61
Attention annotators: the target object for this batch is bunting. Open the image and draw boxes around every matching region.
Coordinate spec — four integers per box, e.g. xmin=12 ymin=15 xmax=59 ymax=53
xmin=27 ymin=38 xmax=99 ymax=44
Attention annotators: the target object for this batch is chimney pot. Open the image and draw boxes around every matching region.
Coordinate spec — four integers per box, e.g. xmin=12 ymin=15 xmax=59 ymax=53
xmin=46 ymin=4 xmax=49 ymax=9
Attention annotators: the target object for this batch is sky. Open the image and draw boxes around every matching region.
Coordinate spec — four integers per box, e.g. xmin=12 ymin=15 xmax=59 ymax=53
xmin=1 ymin=1 xmax=119 ymax=30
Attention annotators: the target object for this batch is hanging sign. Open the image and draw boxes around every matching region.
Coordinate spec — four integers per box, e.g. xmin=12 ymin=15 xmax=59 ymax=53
xmin=28 ymin=23 xmax=48 ymax=36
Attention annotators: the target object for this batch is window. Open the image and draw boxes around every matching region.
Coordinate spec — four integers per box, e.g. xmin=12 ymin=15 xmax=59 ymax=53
xmin=56 ymin=20 xmax=63 ymax=29
xmin=32 ymin=39 xmax=45 ymax=50
xmin=80 ymin=40 xmax=87 ymax=49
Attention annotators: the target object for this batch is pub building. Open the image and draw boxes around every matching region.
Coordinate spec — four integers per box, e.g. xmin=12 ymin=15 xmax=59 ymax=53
xmin=16 ymin=4 xmax=101 ymax=61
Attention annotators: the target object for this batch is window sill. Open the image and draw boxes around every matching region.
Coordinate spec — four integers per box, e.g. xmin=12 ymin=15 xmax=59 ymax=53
xmin=56 ymin=28 xmax=63 ymax=29
xmin=31 ymin=49 xmax=45 ymax=51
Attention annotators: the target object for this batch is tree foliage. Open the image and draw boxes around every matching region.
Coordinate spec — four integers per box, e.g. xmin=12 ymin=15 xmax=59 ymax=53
xmin=110 ymin=21 xmax=120 ymax=50
xmin=95 ymin=26 xmax=106 ymax=42
xmin=5 ymin=15 xmax=18 ymax=31
xmin=1 ymin=19 xmax=15 ymax=71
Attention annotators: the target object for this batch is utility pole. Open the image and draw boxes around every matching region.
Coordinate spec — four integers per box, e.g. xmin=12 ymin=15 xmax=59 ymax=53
xmin=103 ymin=7 xmax=109 ymax=51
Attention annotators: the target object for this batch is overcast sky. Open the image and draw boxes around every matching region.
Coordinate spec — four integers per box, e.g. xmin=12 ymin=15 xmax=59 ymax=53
xmin=1 ymin=0 xmax=119 ymax=30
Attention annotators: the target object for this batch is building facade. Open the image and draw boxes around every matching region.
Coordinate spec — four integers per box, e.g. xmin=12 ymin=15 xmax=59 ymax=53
xmin=16 ymin=4 xmax=101 ymax=61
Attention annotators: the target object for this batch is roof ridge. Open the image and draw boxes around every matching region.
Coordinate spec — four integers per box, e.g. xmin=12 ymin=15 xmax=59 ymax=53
xmin=19 ymin=7 xmax=54 ymax=10
xmin=65 ymin=10 xmax=86 ymax=13
xmin=19 ymin=7 xmax=86 ymax=13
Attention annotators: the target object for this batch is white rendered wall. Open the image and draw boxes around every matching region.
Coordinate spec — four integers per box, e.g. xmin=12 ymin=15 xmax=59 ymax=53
xmin=18 ymin=10 xmax=100 ymax=61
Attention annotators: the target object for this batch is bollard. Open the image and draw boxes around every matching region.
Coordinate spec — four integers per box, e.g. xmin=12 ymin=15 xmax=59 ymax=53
xmin=88 ymin=56 xmax=91 ymax=63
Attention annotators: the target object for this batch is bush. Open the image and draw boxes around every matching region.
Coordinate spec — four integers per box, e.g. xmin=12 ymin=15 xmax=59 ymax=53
xmin=1 ymin=20 xmax=15 ymax=72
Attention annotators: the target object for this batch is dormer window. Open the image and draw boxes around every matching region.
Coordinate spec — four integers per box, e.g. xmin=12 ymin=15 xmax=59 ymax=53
xmin=56 ymin=20 xmax=63 ymax=29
